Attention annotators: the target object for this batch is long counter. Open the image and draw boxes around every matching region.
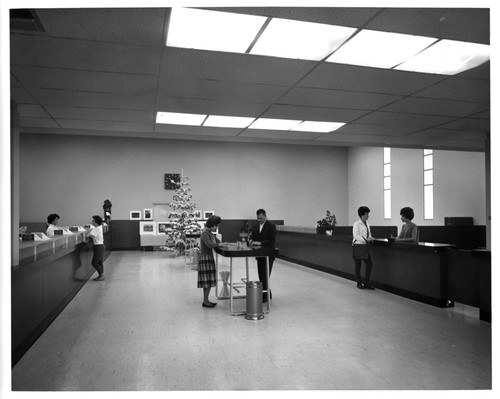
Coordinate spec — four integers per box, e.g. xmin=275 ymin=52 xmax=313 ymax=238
xmin=12 ymin=229 xmax=111 ymax=366
xmin=276 ymin=229 xmax=490 ymax=321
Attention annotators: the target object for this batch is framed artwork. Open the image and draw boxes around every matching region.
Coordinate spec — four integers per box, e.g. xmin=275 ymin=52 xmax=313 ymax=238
xmin=143 ymin=208 xmax=153 ymax=220
xmin=164 ymin=173 xmax=181 ymax=189
xmin=204 ymin=211 xmax=214 ymax=219
xmin=140 ymin=221 xmax=156 ymax=235
xmin=193 ymin=210 xmax=202 ymax=219
xmin=130 ymin=211 xmax=141 ymax=220
xmin=157 ymin=222 xmax=172 ymax=233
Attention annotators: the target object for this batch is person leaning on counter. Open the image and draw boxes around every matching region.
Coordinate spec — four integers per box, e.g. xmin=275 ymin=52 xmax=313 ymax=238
xmin=392 ymin=207 xmax=419 ymax=243
xmin=250 ymin=209 xmax=276 ymax=303
xmin=45 ymin=213 xmax=60 ymax=237
xmin=86 ymin=215 xmax=106 ymax=281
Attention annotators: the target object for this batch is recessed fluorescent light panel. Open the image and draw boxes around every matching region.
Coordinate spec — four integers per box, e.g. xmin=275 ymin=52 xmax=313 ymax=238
xmin=203 ymin=115 xmax=255 ymax=128
xmin=156 ymin=112 xmax=206 ymax=126
xmin=250 ymin=18 xmax=356 ymax=60
xmin=395 ymin=39 xmax=490 ymax=75
xmin=248 ymin=118 xmax=302 ymax=131
xmin=327 ymin=29 xmax=437 ymax=69
xmin=291 ymin=121 xmax=345 ymax=133
xmin=166 ymin=8 xmax=267 ymax=53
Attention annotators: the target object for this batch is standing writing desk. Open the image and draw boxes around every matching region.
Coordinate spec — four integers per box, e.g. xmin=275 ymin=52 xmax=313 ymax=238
xmin=214 ymin=245 xmax=278 ymax=316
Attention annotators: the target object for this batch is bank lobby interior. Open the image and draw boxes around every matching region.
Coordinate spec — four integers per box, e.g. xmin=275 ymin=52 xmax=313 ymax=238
xmin=3 ymin=4 xmax=496 ymax=397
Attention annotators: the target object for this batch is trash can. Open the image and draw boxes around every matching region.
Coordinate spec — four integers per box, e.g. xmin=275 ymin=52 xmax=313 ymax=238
xmin=245 ymin=281 xmax=264 ymax=321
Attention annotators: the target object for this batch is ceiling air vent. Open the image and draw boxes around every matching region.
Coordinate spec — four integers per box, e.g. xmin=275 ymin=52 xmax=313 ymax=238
xmin=10 ymin=9 xmax=46 ymax=32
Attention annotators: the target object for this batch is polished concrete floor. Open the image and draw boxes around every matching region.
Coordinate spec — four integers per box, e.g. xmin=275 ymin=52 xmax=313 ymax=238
xmin=11 ymin=250 xmax=491 ymax=392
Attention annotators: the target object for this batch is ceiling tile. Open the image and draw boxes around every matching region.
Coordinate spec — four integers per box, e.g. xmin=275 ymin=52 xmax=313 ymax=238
xmin=57 ymin=119 xmax=153 ymax=132
xmin=11 ymin=87 xmax=37 ymax=104
xmin=299 ymin=63 xmax=445 ymax=95
xmin=46 ymin=106 xmax=154 ymax=122
xmin=355 ymin=111 xmax=456 ymax=129
xmin=156 ymin=97 xmax=268 ymax=117
xmin=36 ymin=8 xmax=167 ymax=46
xmin=407 ymin=128 xmax=487 ymax=141
xmin=18 ymin=104 xmax=50 ymax=118
xmin=11 ymin=35 xmax=161 ymax=75
xmin=158 ymin=76 xmax=289 ymax=103
xmin=414 ymin=77 xmax=490 ymax=103
xmin=280 ymin=87 xmax=401 ymax=109
xmin=437 ymin=118 xmax=490 ymax=132
xmin=12 ymin=66 xmax=158 ymax=95
xmin=262 ymin=104 xmax=368 ymax=122
xmin=25 ymin=88 xmax=156 ymax=110
xmin=161 ymin=47 xmax=315 ymax=86
xmin=335 ymin=123 xmax=417 ymax=136
xmin=20 ymin=117 xmax=59 ymax=128
xmin=380 ymin=97 xmax=489 ymax=117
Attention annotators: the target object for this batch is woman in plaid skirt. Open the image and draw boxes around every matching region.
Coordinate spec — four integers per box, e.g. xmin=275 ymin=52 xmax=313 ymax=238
xmin=198 ymin=215 xmax=225 ymax=308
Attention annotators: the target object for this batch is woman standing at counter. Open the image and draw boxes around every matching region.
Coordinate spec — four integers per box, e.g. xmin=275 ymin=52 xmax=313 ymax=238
xmin=198 ymin=215 xmax=225 ymax=308
xmin=46 ymin=213 xmax=60 ymax=237
xmin=87 ymin=215 xmax=106 ymax=281
xmin=393 ymin=207 xmax=419 ymax=243
xmin=352 ymin=206 xmax=375 ymax=290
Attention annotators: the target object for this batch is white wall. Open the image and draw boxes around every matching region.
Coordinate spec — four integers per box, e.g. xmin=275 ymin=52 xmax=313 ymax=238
xmin=347 ymin=146 xmax=486 ymax=228
xmin=19 ymin=134 xmax=349 ymax=227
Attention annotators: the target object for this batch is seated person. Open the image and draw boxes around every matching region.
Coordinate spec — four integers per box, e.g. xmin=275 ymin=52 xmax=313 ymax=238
xmin=46 ymin=213 xmax=60 ymax=237
xmin=392 ymin=207 xmax=418 ymax=243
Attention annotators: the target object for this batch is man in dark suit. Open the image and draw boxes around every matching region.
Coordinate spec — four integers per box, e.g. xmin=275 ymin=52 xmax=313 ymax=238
xmin=250 ymin=209 xmax=276 ymax=302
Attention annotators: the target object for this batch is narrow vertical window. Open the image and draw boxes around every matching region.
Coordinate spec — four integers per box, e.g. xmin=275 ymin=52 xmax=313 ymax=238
xmin=383 ymin=147 xmax=391 ymax=219
xmin=423 ymin=149 xmax=434 ymax=219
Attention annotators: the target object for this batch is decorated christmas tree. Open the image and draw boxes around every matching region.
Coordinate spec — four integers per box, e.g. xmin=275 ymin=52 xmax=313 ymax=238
xmin=163 ymin=173 xmax=202 ymax=255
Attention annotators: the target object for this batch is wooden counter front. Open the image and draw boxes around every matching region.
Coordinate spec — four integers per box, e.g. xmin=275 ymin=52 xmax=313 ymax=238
xmin=12 ymin=230 xmax=111 ymax=366
xmin=276 ymin=231 xmax=453 ymax=308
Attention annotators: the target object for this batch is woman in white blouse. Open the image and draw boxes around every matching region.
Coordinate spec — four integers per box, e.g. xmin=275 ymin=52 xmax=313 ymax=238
xmin=352 ymin=206 xmax=374 ymax=290
xmin=87 ymin=215 xmax=106 ymax=281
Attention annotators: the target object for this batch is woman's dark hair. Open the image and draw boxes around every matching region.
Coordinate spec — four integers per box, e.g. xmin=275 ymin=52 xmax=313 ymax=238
xmin=256 ymin=209 xmax=266 ymax=216
xmin=357 ymin=206 xmax=370 ymax=217
xmin=92 ymin=215 xmax=103 ymax=225
xmin=400 ymin=207 xmax=414 ymax=221
xmin=206 ymin=215 xmax=222 ymax=228
xmin=47 ymin=213 xmax=60 ymax=224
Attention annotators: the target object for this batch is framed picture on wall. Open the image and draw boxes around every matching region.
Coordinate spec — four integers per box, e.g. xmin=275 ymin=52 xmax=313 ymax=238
xmin=194 ymin=210 xmax=202 ymax=219
xmin=130 ymin=211 xmax=141 ymax=220
xmin=157 ymin=222 xmax=172 ymax=233
xmin=140 ymin=221 xmax=156 ymax=235
xmin=204 ymin=211 xmax=214 ymax=219
xmin=143 ymin=209 xmax=153 ymax=220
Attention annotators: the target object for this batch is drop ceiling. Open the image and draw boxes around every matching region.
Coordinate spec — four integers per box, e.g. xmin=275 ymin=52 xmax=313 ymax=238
xmin=10 ymin=7 xmax=490 ymax=151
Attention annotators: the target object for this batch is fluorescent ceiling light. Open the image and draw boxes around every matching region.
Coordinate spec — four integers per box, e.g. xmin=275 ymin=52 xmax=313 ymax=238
xmin=395 ymin=39 xmax=490 ymax=75
xmin=248 ymin=118 xmax=302 ymax=130
xmin=291 ymin=121 xmax=346 ymax=133
xmin=203 ymin=115 xmax=255 ymax=128
xmin=167 ymin=8 xmax=267 ymax=53
xmin=156 ymin=112 xmax=206 ymax=126
xmin=327 ymin=29 xmax=437 ymax=69
xmin=250 ymin=18 xmax=356 ymax=60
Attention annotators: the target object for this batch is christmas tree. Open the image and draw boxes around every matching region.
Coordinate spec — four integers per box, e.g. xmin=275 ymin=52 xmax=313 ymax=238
xmin=163 ymin=173 xmax=202 ymax=255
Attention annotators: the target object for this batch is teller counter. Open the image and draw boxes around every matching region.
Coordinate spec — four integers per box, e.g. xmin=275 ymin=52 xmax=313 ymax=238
xmin=12 ymin=229 xmax=111 ymax=366
xmin=275 ymin=229 xmax=490 ymax=319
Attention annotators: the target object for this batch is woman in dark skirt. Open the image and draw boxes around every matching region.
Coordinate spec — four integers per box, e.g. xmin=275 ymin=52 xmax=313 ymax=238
xmin=198 ymin=215 xmax=225 ymax=308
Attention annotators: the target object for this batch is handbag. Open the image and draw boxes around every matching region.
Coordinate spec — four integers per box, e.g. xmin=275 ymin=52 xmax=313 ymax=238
xmin=352 ymin=244 xmax=370 ymax=260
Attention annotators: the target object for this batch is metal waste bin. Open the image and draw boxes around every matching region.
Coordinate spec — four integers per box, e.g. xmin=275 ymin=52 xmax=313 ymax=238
xmin=245 ymin=281 xmax=264 ymax=321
